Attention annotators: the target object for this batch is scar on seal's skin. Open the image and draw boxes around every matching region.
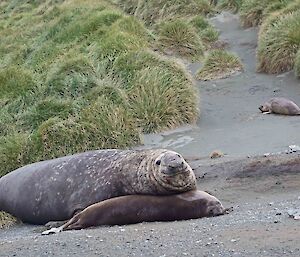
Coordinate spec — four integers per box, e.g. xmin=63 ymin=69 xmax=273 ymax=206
xmin=42 ymin=190 xmax=231 ymax=235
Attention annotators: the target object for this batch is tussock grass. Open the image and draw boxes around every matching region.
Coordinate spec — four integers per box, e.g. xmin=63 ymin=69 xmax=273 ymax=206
xmin=35 ymin=99 xmax=140 ymax=160
xmin=257 ymin=10 xmax=300 ymax=74
xmin=0 ymin=133 xmax=34 ymax=177
xmin=20 ymin=97 xmax=77 ymax=130
xmin=45 ymin=54 xmax=97 ymax=98
xmin=240 ymin=0 xmax=293 ymax=28
xmin=190 ymin=16 xmax=219 ymax=45
xmin=0 ymin=212 xmax=19 ymax=229
xmin=0 ymin=0 xmax=200 ymax=176
xmin=128 ymin=66 xmax=198 ymax=133
xmin=113 ymin=0 xmax=213 ymax=25
xmin=93 ymin=28 xmax=148 ymax=60
xmin=217 ymin=0 xmax=243 ymax=13
xmin=157 ymin=19 xmax=204 ymax=59
xmin=113 ymin=50 xmax=199 ymax=132
xmin=196 ymin=50 xmax=243 ymax=80
xmin=258 ymin=1 xmax=300 ymax=38
xmin=295 ymin=49 xmax=300 ymax=77
xmin=0 ymin=66 xmax=36 ymax=99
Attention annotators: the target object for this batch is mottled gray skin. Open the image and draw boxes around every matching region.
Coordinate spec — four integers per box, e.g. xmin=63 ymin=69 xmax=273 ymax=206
xmin=42 ymin=190 xmax=225 ymax=235
xmin=259 ymin=97 xmax=300 ymax=115
xmin=0 ymin=149 xmax=196 ymax=224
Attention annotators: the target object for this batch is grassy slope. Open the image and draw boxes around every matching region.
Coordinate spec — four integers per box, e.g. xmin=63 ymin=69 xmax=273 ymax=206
xmin=0 ymin=0 xmax=204 ymax=176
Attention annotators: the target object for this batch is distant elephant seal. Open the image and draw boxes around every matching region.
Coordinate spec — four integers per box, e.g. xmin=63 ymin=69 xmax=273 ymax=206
xmin=0 ymin=149 xmax=196 ymax=224
xmin=259 ymin=97 xmax=300 ymax=115
xmin=42 ymin=190 xmax=226 ymax=235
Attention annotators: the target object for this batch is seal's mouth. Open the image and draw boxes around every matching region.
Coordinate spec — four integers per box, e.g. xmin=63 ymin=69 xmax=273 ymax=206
xmin=161 ymin=164 xmax=189 ymax=176
xmin=207 ymin=205 xmax=233 ymax=217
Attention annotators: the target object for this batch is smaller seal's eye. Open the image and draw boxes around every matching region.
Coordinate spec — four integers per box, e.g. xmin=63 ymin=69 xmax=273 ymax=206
xmin=156 ymin=160 xmax=161 ymax=165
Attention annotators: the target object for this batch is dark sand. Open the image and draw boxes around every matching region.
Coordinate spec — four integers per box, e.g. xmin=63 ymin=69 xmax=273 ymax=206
xmin=1 ymin=12 xmax=300 ymax=257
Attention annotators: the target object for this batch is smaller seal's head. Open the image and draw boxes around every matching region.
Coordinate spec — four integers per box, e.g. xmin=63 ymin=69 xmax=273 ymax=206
xmin=259 ymin=101 xmax=271 ymax=113
xmin=192 ymin=191 xmax=226 ymax=216
xmin=206 ymin=200 xmax=225 ymax=217
xmin=259 ymin=105 xmax=268 ymax=113
xmin=152 ymin=150 xmax=196 ymax=193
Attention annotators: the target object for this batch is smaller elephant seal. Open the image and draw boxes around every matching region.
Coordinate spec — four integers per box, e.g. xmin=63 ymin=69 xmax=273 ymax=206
xmin=42 ymin=190 xmax=228 ymax=235
xmin=259 ymin=97 xmax=300 ymax=115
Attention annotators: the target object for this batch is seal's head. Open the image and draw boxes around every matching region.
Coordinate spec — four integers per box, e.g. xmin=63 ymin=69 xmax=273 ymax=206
xmin=150 ymin=150 xmax=196 ymax=193
xmin=259 ymin=103 xmax=270 ymax=113
xmin=177 ymin=190 xmax=226 ymax=217
xmin=206 ymin=197 xmax=225 ymax=216
xmin=155 ymin=151 xmax=187 ymax=176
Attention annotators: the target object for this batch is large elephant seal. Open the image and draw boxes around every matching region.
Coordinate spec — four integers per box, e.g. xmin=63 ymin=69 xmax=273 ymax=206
xmin=0 ymin=149 xmax=196 ymax=224
xmin=259 ymin=97 xmax=300 ymax=115
xmin=42 ymin=190 xmax=226 ymax=235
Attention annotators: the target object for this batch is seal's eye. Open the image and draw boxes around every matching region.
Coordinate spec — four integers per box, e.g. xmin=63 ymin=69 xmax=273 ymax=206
xmin=155 ymin=160 xmax=161 ymax=166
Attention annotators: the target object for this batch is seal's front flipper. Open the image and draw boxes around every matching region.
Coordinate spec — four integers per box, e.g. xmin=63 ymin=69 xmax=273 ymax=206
xmin=41 ymin=226 xmax=63 ymax=235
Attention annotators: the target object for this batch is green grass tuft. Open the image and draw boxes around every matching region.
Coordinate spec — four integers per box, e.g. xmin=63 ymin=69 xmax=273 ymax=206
xmin=157 ymin=19 xmax=204 ymax=59
xmin=20 ymin=97 xmax=77 ymax=130
xmin=44 ymin=53 xmax=97 ymax=98
xmin=257 ymin=10 xmax=300 ymax=74
xmin=35 ymin=98 xmax=140 ymax=160
xmin=240 ymin=0 xmax=293 ymax=28
xmin=0 ymin=132 xmax=34 ymax=177
xmin=196 ymin=50 xmax=243 ymax=80
xmin=217 ymin=0 xmax=243 ymax=13
xmin=190 ymin=16 xmax=219 ymax=45
xmin=113 ymin=50 xmax=199 ymax=132
xmin=128 ymin=66 xmax=198 ymax=133
xmin=0 ymin=66 xmax=36 ymax=99
xmin=295 ymin=49 xmax=300 ymax=77
xmin=113 ymin=0 xmax=213 ymax=25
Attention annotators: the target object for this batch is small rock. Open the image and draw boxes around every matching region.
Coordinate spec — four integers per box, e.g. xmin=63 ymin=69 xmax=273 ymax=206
xmin=287 ymin=209 xmax=300 ymax=220
xmin=289 ymin=145 xmax=300 ymax=153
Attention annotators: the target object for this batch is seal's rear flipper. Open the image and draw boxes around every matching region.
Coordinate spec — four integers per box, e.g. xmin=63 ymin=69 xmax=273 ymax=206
xmin=41 ymin=226 xmax=63 ymax=235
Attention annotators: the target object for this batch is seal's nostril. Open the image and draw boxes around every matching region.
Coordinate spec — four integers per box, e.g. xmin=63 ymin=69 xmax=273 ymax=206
xmin=156 ymin=160 xmax=161 ymax=166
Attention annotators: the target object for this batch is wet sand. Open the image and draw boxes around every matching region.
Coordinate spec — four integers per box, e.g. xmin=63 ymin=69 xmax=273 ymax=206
xmin=139 ymin=12 xmax=300 ymax=157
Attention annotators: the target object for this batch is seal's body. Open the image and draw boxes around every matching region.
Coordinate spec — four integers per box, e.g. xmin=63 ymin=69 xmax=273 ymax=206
xmin=0 ymin=149 xmax=196 ymax=224
xmin=259 ymin=97 xmax=300 ymax=115
xmin=42 ymin=190 xmax=225 ymax=234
